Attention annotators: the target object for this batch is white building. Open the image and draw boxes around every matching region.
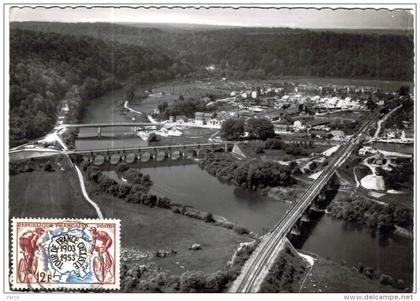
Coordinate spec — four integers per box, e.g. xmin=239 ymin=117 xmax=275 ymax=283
xmin=293 ymin=120 xmax=306 ymax=131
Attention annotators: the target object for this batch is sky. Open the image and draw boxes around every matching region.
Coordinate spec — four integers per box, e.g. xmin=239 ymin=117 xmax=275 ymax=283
xmin=9 ymin=6 xmax=414 ymax=30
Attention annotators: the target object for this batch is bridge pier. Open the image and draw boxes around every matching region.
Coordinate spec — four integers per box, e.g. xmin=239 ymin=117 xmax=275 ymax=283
xmin=301 ymin=207 xmax=312 ymax=223
xmin=290 ymin=222 xmax=301 ymax=236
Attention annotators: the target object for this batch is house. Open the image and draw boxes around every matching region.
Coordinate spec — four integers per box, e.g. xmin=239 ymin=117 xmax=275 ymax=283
xmin=208 ymin=119 xmax=223 ymax=127
xmin=293 ymin=120 xmax=306 ymax=131
xmin=195 ymin=112 xmax=214 ymax=126
xmin=274 ymin=124 xmax=291 ymax=133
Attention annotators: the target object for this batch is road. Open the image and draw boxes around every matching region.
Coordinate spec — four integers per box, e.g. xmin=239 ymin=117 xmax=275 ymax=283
xmin=230 ymin=117 xmax=376 ymax=293
xmin=60 ymin=122 xmax=163 ymax=128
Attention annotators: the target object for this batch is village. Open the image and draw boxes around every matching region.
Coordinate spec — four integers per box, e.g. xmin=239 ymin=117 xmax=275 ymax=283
xmin=122 ymin=80 xmax=383 ymax=144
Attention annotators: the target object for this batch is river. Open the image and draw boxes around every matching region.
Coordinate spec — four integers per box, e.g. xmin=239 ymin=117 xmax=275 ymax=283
xmin=76 ymin=89 xmax=148 ymax=151
xmin=301 ymin=215 xmax=413 ymax=286
xmin=142 ymin=163 xmax=290 ymax=234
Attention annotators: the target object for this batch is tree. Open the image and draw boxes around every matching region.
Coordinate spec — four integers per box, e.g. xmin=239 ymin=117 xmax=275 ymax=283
xmin=180 ymin=271 xmax=206 ymax=292
xmin=221 ymin=118 xmax=245 ymax=141
xmin=247 ymin=118 xmax=275 ymax=140
xmin=126 ymin=86 xmax=135 ymax=102
xmin=33 ymin=111 xmax=50 ymax=138
xmin=398 ymin=85 xmax=410 ymax=96
xmin=366 ymin=97 xmax=377 ymax=112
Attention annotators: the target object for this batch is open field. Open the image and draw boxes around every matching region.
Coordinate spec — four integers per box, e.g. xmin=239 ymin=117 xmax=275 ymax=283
xmin=239 ymin=140 xmax=332 ymax=162
xmin=84 ymin=180 xmax=251 ymax=275
xmin=9 ymin=156 xmax=97 ymax=218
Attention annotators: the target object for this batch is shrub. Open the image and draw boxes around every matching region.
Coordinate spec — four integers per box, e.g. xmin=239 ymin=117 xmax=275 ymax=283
xmin=233 ymin=225 xmax=250 ymax=235
xmin=394 ymin=279 xmax=405 ymax=290
xmin=43 ymin=161 xmax=54 ymax=172
xmin=364 ymin=267 xmax=374 ymax=279
xmin=118 ymin=184 xmax=132 ymax=199
xmin=203 ymin=213 xmax=214 ymax=223
xmin=205 ymin=273 xmax=223 ymax=292
xmin=264 ymin=138 xmax=283 ymax=150
xmin=379 ymin=274 xmax=394 ymax=286
xmin=127 ymin=191 xmax=143 ymax=204
xmin=180 ymin=271 xmax=206 ymax=293
xmin=255 ymin=146 xmax=265 ymax=154
xmin=106 ymin=184 xmax=120 ymax=197
xmin=157 ymin=197 xmax=171 ymax=209
xmin=98 ymin=175 xmax=117 ymax=191
xmin=148 ymin=132 xmax=158 ymax=142
xmin=117 ymin=163 xmax=130 ymax=173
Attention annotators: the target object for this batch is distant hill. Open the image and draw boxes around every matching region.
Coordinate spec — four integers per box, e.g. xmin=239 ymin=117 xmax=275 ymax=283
xmin=116 ymin=22 xmax=239 ymax=32
xmin=10 ymin=22 xmax=414 ymax=82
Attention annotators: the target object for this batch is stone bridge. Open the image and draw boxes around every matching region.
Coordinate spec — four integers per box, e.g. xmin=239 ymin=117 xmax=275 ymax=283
xmin=68 ymin=142 xmax=234 ymax=166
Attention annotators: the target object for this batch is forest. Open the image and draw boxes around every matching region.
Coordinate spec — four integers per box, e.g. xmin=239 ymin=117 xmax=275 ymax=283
xmin=9 ymin=28 xmax=191 ymax=147
xmin=11 ymin=22 xmax=414 ymax=81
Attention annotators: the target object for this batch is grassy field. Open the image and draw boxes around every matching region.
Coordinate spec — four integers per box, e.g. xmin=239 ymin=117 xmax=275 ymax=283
xmin=300 ymin=252 xmax=396 ymax=293
xmin=9 ymin=156 xmax=97 ymax=218
xmin=84 ymin=180 xmax=251 ymax=275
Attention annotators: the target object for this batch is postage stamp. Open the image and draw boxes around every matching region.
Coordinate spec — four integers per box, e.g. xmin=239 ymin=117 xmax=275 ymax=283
xmin=11 ymin=218 xmax=120 ymax=290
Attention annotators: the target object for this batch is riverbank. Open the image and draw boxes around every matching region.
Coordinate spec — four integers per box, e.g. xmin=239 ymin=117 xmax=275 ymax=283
xmin=299 ymin=252 xmax=397 ymax=293
xmin=327 ymin=195 xmax=413 ymax=236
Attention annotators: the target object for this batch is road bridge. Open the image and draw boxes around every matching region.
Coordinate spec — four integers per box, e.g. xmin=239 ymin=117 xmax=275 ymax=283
xmin=230 ymin=117 xmax=376 ymax=293
xmin=61 ymin=123 xmax=165 ymax=138
xmin=67 ymin=142 xmax=234 ymax=165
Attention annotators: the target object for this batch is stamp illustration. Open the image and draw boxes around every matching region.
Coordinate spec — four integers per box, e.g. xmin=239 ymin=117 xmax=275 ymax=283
xmin=11 ymin=218 xmax=120 ymax=290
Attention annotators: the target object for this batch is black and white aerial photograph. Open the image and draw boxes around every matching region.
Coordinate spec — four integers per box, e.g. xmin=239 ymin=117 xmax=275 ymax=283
xmin=3 ymin=2 xmax=416 ymax=298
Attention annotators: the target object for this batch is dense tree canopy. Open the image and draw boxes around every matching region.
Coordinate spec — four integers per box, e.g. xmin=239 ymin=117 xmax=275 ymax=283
xmin=221 ymin=118 xmax=245 ymax=141
xmin=11 ymin=22 xmax=414 ymax=81
xmin=246 ymin=118 xmax=275 ymax=140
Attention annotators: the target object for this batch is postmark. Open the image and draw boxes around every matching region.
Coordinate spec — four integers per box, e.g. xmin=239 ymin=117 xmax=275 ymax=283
xmin=11 ymin=218 xmax=120 ymax=290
